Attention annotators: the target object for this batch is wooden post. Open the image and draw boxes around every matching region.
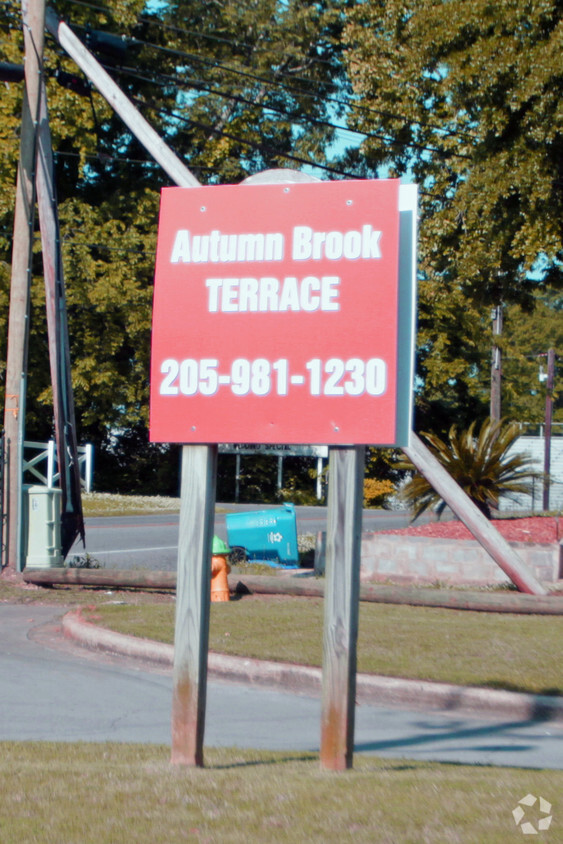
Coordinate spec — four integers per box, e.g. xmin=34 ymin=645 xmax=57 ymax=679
xmin=3 ymin=0 xmax=45 ymax=571
xmin=403 ymin=433 xmax=547 ymax=595
xmin=320 ymin=446 xmax=365 ymax=771
xmin=171 ymin=444 xmax=217 ymax=766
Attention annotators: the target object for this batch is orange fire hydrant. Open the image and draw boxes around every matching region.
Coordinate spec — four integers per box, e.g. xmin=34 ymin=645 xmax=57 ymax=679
xmin=211 ymin=536 xmax=231 ymax=602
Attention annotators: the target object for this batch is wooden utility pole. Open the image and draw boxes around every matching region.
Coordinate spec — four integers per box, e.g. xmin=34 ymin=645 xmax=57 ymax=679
xmin=543 ymin=348 xmax=555 ymax=511
xmin=490 ymin=304 xmax=503 ymax=422
xmin=3 ymin=0 xmax=46 ymax=571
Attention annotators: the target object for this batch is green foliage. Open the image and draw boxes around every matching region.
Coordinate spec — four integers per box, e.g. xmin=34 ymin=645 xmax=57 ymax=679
xmin=502 ymin=288 xmax=563 ymax=426
xmin=343 ymin=0 xmax=563 ymax=426
xmin=400 ymin=418 xmax=538 ymax=519
xmin=362 ymin=447 xmax=404 ymax=507
xmin=0 ymin=0 xmax=349 ymax=492
xmin=2 ymin=1 xmax=560 ymax=495
xmin=363 ymin=477 xmax=395 ymax=508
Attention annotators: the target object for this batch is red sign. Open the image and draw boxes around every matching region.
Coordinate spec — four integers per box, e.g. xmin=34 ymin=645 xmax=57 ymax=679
xmin=150 ymin=178 xmax=410 ymax=445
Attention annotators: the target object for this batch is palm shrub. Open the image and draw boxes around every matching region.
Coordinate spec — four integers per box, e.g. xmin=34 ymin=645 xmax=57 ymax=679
xmin=401 ymin=418 xmax=538 ymax=519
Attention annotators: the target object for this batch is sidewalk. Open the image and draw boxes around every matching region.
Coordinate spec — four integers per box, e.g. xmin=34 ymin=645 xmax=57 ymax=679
xmin=62 ymin=607 xmax=563 ymax=725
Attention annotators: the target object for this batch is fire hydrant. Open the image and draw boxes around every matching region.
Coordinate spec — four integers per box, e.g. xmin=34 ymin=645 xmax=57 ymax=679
xmin=211 ymin=535 xmax=231 ymax=602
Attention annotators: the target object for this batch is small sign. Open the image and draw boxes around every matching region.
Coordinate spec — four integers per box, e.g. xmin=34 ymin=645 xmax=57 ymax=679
xmin=150 ymin=179 xmax=415 ymax=445
xmin=219 ymin=443 xmax=329 ymax=458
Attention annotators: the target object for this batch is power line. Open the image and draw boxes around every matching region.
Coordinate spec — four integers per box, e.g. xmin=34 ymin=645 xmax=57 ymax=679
xmin=63 ymin=0 xmax=348 ymax=76
xmin=124 ymin=33 xmax=478 ymax=147
xmin=65 ymin=0 xmax=480 ymax=147
xmin=54 ymin=148 xmax=155 ymax=165
xmin=53 ymin=0 xmax=479 ymax=146
xmin=2 ymin=0 xmax=482 ymax=154
xmin=108 ymin=62 xmax=473 ymax=163
xmin=6 ymin=6 xmax=546 ymax=200
xmin=136 ymin=97 xmax=362 ymax=180
xmin=0 ymin=225 xmax=155 ymax=255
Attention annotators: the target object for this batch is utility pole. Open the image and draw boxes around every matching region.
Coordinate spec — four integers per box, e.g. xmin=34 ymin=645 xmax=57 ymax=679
xmin=3 ymin=0 xmax=46 ymax=571
xmin=543 ymin=347 xmax=555 ymax=511
xmin=490 ymin=304 xmax=503 ymax=422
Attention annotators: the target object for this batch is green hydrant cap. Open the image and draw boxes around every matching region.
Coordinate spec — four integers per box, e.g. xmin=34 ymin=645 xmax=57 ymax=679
xmin=212 ymin=535 xmax=230 ymax=555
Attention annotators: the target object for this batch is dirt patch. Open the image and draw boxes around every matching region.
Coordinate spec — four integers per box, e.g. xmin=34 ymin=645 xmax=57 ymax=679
xmin=381 ymin=516 xmax=561 ymax=544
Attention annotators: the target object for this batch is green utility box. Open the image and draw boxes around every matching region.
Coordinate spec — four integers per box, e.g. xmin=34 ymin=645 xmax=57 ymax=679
xmin=25 ymin=486 xmax=64 ymax=569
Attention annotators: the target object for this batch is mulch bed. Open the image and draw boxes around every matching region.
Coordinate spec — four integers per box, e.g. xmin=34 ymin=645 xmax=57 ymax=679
xmin=381 ymin=516 xmax=561 ymax=545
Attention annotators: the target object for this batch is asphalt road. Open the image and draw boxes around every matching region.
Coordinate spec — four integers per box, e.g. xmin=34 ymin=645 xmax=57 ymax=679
xmin=1 ymin=605 xmax=562 ymax=771
xmin=68 ymin=504 xmax=418 ymax=571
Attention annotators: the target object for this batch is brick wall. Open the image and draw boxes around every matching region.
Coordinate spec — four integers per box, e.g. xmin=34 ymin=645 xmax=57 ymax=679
xmin=315 ymin=532 xmax=562 ymax=587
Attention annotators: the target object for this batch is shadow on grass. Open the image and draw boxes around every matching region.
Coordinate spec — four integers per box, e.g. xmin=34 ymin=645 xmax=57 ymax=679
xmin=208 ymin=755 xmax=429 ymax=773
xmin=208 ymin=752 xmax=316 ymax=770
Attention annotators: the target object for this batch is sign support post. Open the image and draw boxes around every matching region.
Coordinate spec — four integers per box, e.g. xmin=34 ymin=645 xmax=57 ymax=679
xmin=320 ymin=445 xmax=365 ymax=771
xmin=171 ymin=443 xmax=217 ymax=766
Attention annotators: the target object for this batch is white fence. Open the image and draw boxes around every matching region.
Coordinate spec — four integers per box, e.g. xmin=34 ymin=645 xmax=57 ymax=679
xmin=23 ymin=440 xmax=93 ymax=492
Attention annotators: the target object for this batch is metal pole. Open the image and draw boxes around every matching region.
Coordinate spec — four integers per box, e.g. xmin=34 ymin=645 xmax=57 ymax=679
xmin=84 ymin=444 xmax=93 ymax=493
xmin=543 ymin=348 xmax=555 ymax=511
xmin=36 ymin=78 xmax=85 ymax=554
xmin=490 ymin=304 xmax=503 ymax=422
xmin=47 ymin=439 xmax=55 ymax=488
xmin=277 ymin=455 xmax=283 ymax=492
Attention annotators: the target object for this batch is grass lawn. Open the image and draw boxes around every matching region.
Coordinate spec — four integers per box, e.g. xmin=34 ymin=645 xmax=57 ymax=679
xmin=2 ymin=568 xmax=562 ymax=695
xmin=0 ymin=742 xmax=561 ymax=844
xmin=81 ymin=492 xmax=181 ymax=517
xmin=85 ymin=593 xmax=563 ymax=696
xmin=2 ymin=496 xmax=560 ymax=841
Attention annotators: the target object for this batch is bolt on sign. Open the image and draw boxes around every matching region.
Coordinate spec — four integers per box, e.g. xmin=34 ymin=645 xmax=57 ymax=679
xmin=150 ymin=178 xmax=416 ymax=446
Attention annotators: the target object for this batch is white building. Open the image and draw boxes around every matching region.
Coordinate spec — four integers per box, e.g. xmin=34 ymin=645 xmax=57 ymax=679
xmin=500 ymin=435 xmax=563 ymax=512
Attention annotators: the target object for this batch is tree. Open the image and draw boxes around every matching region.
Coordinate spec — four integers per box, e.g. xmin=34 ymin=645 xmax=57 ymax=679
xmin=0 ymin=0 xmax=351 ymax=492
xmin=342 ymin=1 xmax=563 ymax=429
xmin=501 ymin=288 xmax=562 ymax=428
xmin=400 ymin=418 xmax=538 ymax=519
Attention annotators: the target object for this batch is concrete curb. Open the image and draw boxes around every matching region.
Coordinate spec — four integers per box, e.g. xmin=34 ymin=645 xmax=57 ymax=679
xmin=62 ymin=609 xmax=563 ymax=724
